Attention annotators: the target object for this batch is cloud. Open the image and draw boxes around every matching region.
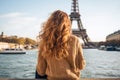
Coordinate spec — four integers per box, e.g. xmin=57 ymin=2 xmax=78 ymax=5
xmin=0 ymin=12 xmax=24 ymax=18
xmin=0 ymin=12 xmax=40 ymax=40
xmin=0 ymin=12 xmax=37 ymax=24
xmin=8 ymin=16 xmax=37 ymax=25
xmin=0 ymin=12 xmax=37 ymax=25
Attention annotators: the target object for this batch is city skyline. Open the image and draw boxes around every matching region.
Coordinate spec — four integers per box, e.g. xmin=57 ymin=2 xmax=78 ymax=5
xmin=0 ymin=0 xmax=120 ymax=42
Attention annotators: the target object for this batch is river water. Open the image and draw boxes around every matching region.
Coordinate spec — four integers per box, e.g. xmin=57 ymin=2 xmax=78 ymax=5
xmin=0 ymin=49 xmax=120 ymax=79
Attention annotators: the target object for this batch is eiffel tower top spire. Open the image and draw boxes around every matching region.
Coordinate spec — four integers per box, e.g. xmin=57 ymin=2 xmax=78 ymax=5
xmin=70 ymin=0 xmax=81 ymax=22
xmin=71 ymin=0 xmax=79 ymax=13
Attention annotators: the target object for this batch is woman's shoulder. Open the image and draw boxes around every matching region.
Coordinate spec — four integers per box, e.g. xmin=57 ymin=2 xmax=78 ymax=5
xmin=69 ymin=34 xmax=80 ymax=44
xmin=70 ymin=34 xmax=79 ymax=41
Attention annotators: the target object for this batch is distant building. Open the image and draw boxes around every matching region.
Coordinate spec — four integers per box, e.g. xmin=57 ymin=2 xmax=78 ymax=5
xmin=0 ymin=32 xmax=7 ymax=38
xmin=0 ymin=42 xmax=24 ymax=50
xmin=0 ymin=42 xmax=9 ymax=50
xmin=106 ymin=30 xmax=120 ymax=41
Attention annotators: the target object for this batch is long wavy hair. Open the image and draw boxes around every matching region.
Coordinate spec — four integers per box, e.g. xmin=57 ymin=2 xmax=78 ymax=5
xmin=38 ymin=10 xmax=71 ymax=59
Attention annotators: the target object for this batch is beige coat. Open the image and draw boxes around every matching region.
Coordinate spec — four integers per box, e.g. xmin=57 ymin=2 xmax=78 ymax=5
xmin=36 ymin=35 xmax=86 ymax=80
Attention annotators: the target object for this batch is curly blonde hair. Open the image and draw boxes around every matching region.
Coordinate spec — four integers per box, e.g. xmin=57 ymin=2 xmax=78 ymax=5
xmin=38 ymin=10 xmax=71 ymax=59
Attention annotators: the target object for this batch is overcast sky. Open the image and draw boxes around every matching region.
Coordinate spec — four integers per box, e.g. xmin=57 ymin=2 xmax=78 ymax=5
xmin=0 ymin=0 xmax=120 ymax=42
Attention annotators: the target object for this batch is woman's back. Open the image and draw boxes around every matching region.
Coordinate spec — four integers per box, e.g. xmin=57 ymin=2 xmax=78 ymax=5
xmin=37 ymin=35 xmax=85 ymax=80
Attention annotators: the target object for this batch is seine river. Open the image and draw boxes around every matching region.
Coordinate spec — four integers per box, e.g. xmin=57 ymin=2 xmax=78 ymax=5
xmin=0 ymin=49 xmax=120 ymax=79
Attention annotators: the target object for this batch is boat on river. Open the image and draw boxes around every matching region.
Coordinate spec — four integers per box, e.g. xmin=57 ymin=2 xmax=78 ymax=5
xmin=0 ymin=48 xmax=26 ymax=54
xmin=105 ymin=46 xmax=116 ymax=51
xmin=98 ymin=46 xmax=120 ymax=51
xmin=115 ymin=47 xmax=120 ymax=51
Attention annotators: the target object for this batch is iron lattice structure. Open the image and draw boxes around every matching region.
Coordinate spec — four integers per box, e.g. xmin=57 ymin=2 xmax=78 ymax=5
xmin=70 ymin=0 xmax=90 ymax=46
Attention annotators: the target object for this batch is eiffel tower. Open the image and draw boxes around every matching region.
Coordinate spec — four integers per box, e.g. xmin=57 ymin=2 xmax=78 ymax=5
xmin=70 ymin=0 xmax=90 ymax=46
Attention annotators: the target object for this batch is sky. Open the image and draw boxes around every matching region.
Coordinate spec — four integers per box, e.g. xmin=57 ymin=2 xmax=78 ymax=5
xmin=0 ymin=0 xmax=120 ymax=42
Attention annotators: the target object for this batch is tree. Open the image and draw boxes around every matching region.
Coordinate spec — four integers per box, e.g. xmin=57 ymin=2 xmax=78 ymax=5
xmin=24 ymin=38 xmax=36 ymax=45
xmin=17 ymin=37 xmax=25 ymax=45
